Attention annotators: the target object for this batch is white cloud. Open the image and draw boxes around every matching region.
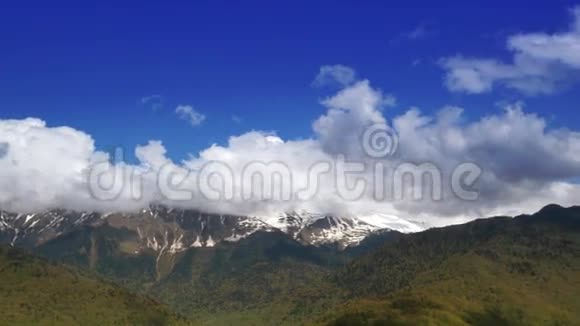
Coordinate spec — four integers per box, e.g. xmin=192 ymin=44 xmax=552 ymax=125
xmin=312 ymin=65 xmax=357 ymax=87
xmin=404 ymin=25 xmax=428 ymax=40
xmin=390 ymin=23 xmax=436 ymax=45
xmin=141 ymin=95 xmax=163 ymax=111
xmin=441 ymin=6 xmax=580 ymax=95
xmin=135 ymin=140 xmax=170 ymax=170
xmin=1 ymin=78 xmax=580 ymax=226
xmin=176 ymin=105 xmax=206 ymax=126
xmin=232 ymin=115 xmax=242 ymax=124
xmin=0 ymin=118 xmax=106 ymax=212
xmin=314 ymin=80 xmax=388 ymax=156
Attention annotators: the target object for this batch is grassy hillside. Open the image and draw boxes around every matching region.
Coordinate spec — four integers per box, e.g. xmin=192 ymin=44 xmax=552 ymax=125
xmin=0 ymin=246 xmax=193 ymax=325
xmin=321 ymin=205 xmax=580 ymax=325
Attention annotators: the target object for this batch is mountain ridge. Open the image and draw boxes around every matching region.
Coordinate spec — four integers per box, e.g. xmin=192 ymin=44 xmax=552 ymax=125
xmin=2 ymin=204 xmax=579 ymax=325
xmin=0 ymin=205 xmax=424 ymax=251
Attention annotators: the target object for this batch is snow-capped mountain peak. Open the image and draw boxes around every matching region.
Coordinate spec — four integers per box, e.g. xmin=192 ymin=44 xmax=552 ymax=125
xmin=253 ymin=210 xmax=424 ymax=249
xmin=0 ymin=206 xmax=425 ymax=252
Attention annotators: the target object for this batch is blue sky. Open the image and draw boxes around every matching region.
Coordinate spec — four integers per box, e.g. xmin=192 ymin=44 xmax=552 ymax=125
xmin=1 ymin=0 xmax=580 ymax=162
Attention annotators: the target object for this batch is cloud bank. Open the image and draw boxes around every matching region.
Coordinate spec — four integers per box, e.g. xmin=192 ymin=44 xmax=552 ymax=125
xmin=1 ymin=73 xmax=580 ymax=226
xmin=441 ymin=6 xmax=580 ymax=95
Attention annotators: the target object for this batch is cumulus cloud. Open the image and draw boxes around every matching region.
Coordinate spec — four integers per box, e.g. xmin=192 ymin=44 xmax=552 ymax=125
xmin=312 ymin=65 xmax=357 ymax=87
xmin=314 ymin=80 xmax=388 ymax=156
xmin=0 ymin=118 xmax=106 ymax=212
xmin=176 ymin=105 xmax=206 ymax=126
xmin=1 ymin=75 xmax=580 ymax=226
xmin=441 ymin=6 xmax=580 ymax=95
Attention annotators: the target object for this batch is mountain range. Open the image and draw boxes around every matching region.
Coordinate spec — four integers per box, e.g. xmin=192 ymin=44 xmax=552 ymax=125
xmin=1 ymin=204 xmax=579 ymax=325
xmin=0 ymin=206 xmax=423 ymax=252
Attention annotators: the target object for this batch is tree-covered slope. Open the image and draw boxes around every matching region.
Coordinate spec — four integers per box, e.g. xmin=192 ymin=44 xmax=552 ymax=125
xmin=0 ymin=246 xmax=194 ymax=325
xmin=10 ymin=204 xmax=580 ymax=325
xmin=149 ymin=231 xmax=347 ymax=325
xmin=322 ymin=205 xmax=580 ymax=325
xmin=34 ymin=226 xmax=349 ymax=325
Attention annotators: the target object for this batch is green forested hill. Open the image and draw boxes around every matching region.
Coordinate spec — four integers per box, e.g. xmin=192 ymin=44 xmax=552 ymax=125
xmin=0 ymin=246 xmax=194 ymax=325
xmin=322 ymin=205 xmax=580 ymax=325
xmin=149 ymin=231 xmax=347 ymax=325
xmin=36 ymin=227 xmax=353 ymax=325
xmin=11 ymin=205 xmax=580 ymax=325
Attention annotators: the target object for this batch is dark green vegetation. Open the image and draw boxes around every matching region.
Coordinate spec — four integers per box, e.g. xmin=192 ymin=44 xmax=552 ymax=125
xmin=0 ymin=246 xmax=193 ymax=325
xmin=7 ymin=204 xmax=580 ymax=325
xmin=37 ymin=228 xmax=355 ymax=325
xmin=323 ymin=204 xmax=580 ymax=325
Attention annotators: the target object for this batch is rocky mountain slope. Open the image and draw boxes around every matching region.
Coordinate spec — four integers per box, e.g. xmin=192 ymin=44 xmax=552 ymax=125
xmin=0 ymin=206 xmax=423 ymax=252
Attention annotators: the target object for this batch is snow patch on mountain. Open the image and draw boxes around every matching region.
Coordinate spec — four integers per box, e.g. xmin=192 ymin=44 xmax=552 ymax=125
xmin=0 ymin=207 xmax=425 ymax=251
